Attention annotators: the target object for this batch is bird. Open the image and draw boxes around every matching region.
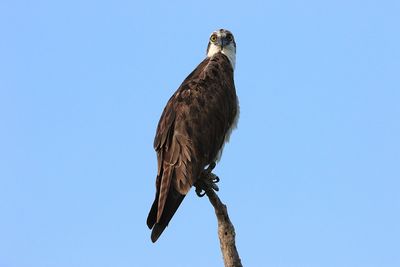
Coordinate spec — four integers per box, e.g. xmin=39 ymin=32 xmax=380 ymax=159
xmin=146 ymin=29 xmax=239 ymax=242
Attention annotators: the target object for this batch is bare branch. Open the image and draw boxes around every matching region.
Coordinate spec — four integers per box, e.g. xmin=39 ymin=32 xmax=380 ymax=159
xmin=204 ymin=186 xmax=243 ymax=267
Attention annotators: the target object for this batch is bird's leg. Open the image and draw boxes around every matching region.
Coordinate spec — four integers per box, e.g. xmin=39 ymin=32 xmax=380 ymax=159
xmin=195 ymin=162 xmax=220 ymax=197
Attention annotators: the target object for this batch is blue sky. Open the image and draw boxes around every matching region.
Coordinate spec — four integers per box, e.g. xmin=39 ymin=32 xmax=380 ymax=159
xmin=1 ymin=0 xmax=399 ymax=266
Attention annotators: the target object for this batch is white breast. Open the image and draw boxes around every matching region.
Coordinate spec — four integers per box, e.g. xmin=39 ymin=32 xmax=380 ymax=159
xmin=221 ymin=46 xmax=236 ymax=70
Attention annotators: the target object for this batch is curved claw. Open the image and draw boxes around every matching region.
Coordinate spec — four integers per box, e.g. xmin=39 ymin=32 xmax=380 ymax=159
xmin=195 ymin=163 xmax=219 ymax=197
xmin=195 ymin=188 xmax=206 ymax=197
xmin=208 ymin=162 xmax=216 ymax=172
xmin=212 ymin=175 xmax=220 ymax=184
xmin=210 ymin=183 xmax=219 ymax=192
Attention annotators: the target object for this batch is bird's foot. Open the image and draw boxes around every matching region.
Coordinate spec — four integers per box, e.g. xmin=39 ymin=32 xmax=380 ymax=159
xmin=195 ymin=162 xmax=220 ymax=197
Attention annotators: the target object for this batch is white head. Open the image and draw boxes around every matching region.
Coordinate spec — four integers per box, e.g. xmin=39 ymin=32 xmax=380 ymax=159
xmin=206 ymin=29 xmax=236 ymax=70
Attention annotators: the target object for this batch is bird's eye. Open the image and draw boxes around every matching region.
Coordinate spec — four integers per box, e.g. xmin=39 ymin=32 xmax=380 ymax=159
xmin=227 ymin=34 xmax=233 ymax=41
xmin=210 ymin=34 xmax=217 ymax=42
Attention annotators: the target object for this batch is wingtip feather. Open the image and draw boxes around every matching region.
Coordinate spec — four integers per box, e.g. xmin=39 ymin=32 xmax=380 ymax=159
xmin=151 ymin=223 xmax=166 ymax=243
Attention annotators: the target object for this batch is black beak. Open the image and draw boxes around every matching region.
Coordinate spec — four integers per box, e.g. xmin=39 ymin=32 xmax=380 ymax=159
xmin=220 ymin=38 xmax=228 ymax=48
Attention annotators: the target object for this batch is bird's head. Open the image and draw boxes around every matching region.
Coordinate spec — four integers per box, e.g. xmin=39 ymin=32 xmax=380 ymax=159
xmin=206 ymin=29 xmax=236 ymax=69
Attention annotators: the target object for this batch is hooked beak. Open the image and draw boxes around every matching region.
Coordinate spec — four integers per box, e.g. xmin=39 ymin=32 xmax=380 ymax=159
xmin=220 ymin=37 xmax=229 ymax=48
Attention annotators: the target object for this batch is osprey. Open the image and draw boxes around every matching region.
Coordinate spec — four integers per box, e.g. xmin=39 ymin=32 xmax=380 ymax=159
xmin=147 ymin=29 xmax=239 ymax=242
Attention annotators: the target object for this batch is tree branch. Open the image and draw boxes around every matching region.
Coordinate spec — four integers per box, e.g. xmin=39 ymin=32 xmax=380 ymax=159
xmin=204 ymin=186 xmax=243 ymax=267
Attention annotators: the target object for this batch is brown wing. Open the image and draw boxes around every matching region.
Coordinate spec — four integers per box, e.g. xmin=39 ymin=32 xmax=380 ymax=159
xmin=147 ymin=53 xmax=237 ymax=242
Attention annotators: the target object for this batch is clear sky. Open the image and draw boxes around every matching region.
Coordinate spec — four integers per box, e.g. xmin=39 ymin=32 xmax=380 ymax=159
xmin=1 ymin=0 xmax=399 ymax=266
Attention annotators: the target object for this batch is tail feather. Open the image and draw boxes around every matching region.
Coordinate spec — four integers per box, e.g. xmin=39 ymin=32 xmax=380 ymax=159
xmin=147 ymin=187 xmax=185 ymax=242
xmin=146 ymin=194 xmax=159 ymax=229
xmin=156 ymin=166 xmax=173 ymax=222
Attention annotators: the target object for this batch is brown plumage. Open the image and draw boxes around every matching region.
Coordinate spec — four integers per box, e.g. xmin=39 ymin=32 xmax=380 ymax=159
xmin=147 ymin=29 xmax=238 ymax=242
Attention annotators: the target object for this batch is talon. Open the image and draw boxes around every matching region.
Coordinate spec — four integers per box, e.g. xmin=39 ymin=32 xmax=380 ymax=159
xmin=210 ymin=183 xmax=219 ymax=192
xmin=212 ymin=175 xmax=220 ymax=184
xmin=208 ymin=162 xmax=216 ymax=171
xmin=195 ymin=163 xmax=220 ymax=197
xmin=195 ymin=187 xmax=206 ymax=197
xmin=204 ymin=162 xmax=216 ymax=175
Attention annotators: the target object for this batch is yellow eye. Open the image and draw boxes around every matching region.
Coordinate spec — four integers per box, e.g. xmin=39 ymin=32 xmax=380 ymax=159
xmin=210 ymin=34 xmax=217 ymax=42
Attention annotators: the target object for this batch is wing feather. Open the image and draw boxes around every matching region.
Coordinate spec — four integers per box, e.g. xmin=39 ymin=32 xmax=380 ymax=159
xmin=147 ymin=53 xmax=238 ymax=242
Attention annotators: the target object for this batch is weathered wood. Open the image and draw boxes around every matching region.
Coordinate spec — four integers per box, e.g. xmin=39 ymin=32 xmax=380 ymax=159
xmin=203 ymin=186 xmax=243 ymax=267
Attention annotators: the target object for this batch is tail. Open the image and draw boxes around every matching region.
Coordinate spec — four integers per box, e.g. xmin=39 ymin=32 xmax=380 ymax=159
xmin=146 ymin=186 xmax=185 ymax=242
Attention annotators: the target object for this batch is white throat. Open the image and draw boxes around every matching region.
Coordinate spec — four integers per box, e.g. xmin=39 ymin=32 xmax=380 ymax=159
xmin=207 ymin=44 xmax=236 ymax=70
